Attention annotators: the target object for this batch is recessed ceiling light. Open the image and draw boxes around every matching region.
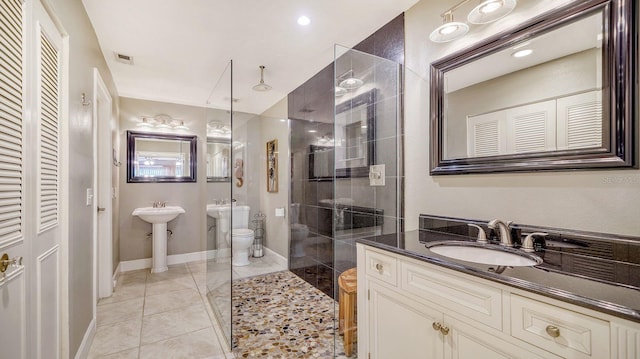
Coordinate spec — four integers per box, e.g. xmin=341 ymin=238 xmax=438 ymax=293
xmin=297 ymin=16 xmax=311 ymax=26
xmin=512 ymin=49 xmax=533 ymax=58
xmin=308 ymin=129 xmax=317 ymax=133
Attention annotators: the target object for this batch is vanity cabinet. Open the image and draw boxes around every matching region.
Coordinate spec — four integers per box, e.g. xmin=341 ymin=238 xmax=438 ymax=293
xmin=357 ymin=244 xmax=640 ymax=359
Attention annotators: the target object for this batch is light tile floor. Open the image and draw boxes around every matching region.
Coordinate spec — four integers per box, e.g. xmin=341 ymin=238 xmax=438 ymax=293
xmin=88 ymin=261 xmax=234 ymax=359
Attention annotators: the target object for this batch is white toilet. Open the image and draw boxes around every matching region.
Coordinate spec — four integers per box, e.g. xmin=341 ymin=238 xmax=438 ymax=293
xmin=224 ymin=205 xmax=254 ymax=266
xmin=290 ymin=203 xmax=309 ymax=258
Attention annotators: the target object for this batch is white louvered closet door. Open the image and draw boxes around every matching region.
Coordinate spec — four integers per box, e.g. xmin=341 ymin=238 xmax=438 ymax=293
xmin=31 ymin=1 xmax=62 ymax=357
xmin=0 ymin=0 xmax=28 ymax=357
xmin=0 ymin=0 xmax=62 ymax=357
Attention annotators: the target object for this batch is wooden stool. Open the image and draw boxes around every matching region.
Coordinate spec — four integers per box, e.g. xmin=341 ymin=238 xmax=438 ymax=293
xmin=338 ymin=267 xmax=357 ymax=357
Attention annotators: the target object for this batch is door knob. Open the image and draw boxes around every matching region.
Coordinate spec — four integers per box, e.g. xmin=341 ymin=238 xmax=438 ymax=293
xmin=0 ymin=253 xmax=23 ymax=273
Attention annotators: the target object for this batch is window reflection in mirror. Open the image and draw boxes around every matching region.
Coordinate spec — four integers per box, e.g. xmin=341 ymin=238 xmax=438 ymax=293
xmin=442 ymin=12 xmax=604 ymax=160
xmin=127 ymin=131 xmax=197 ymax=183
xmin=207 ymin=138 xmax=231 ymax=182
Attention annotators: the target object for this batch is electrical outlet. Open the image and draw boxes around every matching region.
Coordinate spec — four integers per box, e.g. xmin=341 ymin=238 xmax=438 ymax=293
xmin=369 ymin=164 xmax=385 ymax=186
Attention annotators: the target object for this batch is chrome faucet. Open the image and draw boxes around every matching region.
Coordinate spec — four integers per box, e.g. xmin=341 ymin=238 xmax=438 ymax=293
xmin=152 ymin=201 xmax=167 ymax=208
xmin=488 ymin=219 xmax=513 ymax=247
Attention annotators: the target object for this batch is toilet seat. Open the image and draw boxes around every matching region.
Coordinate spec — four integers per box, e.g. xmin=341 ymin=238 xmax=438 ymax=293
xmin=232 ymin=228 xmax=254 ymax=237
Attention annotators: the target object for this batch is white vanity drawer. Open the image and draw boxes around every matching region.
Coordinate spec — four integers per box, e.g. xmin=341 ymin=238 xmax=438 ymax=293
xmin=510 ymin=294 xmax=610 ymax=359
xmin=364 ymin=249 xmax=397 ymax=286
xmin=400 ymin=261 xmax=503 ymax=330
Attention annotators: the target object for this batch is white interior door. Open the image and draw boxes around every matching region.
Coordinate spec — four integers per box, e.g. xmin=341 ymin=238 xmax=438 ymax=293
xmin=31 ymin=1 xmax=63 ymax=357
xmin=94 ymin=68 xmax=113 ymax=299
xmin=0 ymin=3 xmax=29 ymax=358
xmin=0 ymin=0 xmax=64 ymax=357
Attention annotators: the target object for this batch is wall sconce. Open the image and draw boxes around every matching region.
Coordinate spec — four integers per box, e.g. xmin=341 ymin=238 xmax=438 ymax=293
xmin=136 ymin=114 xmax=189 ymax=132
xmin=430 ymin=0 xmax=517 ymax=43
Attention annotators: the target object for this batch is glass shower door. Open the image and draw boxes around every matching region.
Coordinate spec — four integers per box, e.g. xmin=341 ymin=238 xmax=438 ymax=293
xmin=205 ymin=60 xmax=233 ymax=348
xmin=333 ymin=45 xmax=404 ymax=358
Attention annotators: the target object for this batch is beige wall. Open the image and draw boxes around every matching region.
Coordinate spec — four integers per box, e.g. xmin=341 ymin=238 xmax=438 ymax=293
xmin=44 ymin=0 xmax=120 ymax=356
xmin=118 ymin=97 xmax=226 ymax=261
xmin=404 ymin=0 xmax=639 ymax=236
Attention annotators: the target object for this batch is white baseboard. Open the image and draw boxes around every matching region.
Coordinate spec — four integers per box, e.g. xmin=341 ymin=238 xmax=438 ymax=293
xmin=119 ymin=249 xmax=226 ymax=273
xmin=263 ymin=247 xmax=288 ymax=268
xmin=74 ymin=317 xmax=95 ymax=359
xmin=112 ymin=262 xmax=121 ymax=288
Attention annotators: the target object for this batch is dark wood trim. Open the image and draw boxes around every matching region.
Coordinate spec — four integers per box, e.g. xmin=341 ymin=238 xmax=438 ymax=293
xmin=430 ymin=0 xmax=637 ymax=175
xmin=126 ymin=130 xmax=198 ymax=183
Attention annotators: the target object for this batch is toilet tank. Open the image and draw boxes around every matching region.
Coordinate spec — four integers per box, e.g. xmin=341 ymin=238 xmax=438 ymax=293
xmin=232 ymin=205 xmax=250 ymax=229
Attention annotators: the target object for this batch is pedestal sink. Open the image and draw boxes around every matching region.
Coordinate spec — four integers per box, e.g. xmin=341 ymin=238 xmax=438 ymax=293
xmin=132 ymin=206 xmax=185 ymax=273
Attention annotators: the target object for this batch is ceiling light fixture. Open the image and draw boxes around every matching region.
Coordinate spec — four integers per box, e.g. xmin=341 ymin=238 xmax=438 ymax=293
xmin=430 ymin=12 xmax=469 ymax=43
xmin=252 ymin=65 xmax=272 ymax=92
xmin=512 ymin=48 xmax=533 ymax=58
xmin=335 ymin=86 xmax=347 ymax=97
xmin=468 ymin=0 xmax=517 ymax=24
xmin=429 ymin=0 xmax=517 ymax=43
xmin=297 ymin=15 xmax=311 ymax=26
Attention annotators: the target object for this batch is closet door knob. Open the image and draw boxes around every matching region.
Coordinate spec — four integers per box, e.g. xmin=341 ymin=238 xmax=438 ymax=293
xmin=432 ymin=322 xmax=442 ymax=331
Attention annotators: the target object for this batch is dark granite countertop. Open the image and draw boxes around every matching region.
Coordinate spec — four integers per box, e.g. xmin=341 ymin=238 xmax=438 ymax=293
xmin=357 ymin=230 xmax=640 ymax=323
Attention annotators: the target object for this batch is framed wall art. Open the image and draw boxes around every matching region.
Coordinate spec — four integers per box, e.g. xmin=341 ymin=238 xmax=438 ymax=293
xmin=266 ymin=139 xmax=278 ymax=192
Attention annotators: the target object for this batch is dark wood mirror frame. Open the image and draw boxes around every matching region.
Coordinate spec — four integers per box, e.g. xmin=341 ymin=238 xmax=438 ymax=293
xmin=127 ymin=130 xmax=197 ymax=183
xmin=430 ymin=0 xmax=637 ymax=175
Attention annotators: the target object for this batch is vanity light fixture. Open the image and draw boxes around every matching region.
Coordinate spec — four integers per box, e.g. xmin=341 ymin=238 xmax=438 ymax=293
xmin=512 ymin=48 xmax=533 ymax=58
xmin=430 ymin=12 xmax=469 ymax=43
xmin=430 ymin=0 xmax=517 ymax=43
xmin=252 ymin=65 xmax=272 ymax=92
xmin=336 ymin=69 xmax=364 ymax=91
xmin=137 ymin=118 xmax=154 ymax=128
xmin=335 ymin=86 xmax=348 ymax=97
xmin=468 ymin=0 xmax=517 ymax=24
xmin=138 ymin=114 xmax=189 ymax=132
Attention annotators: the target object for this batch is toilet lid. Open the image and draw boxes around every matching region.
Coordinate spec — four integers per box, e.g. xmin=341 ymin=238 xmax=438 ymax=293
xmin=232 ymin=229 xmax=254 ymax=237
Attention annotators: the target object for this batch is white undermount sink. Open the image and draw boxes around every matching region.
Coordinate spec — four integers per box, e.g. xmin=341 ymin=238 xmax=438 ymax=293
xmin=427 ymin=241 xmax=542 ymax=267
xmin=132 ymin=206 xmax=185 ymax=224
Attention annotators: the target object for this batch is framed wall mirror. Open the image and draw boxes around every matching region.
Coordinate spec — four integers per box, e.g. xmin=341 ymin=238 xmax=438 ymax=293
xmin=310 ymin=89 xmax=377 ymax=180
xmin=206 ymin=137 xmax=231 ymax=182
xmin=430 ymin=0 xmax=636 ymax=175
xmin=127 ymin=131 xmax=197 ymax=183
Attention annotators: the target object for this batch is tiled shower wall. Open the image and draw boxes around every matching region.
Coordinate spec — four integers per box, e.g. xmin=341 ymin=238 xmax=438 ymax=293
xmin=288 ymin=14 xmax=405 ymax=298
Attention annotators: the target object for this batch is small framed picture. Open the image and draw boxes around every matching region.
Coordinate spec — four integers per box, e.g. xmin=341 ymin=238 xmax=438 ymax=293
xmin=266 ymin=139 xmax=278 ymax=193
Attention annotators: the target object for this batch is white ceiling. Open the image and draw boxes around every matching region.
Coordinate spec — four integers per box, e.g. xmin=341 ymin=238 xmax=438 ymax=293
xmin=82 ymin=0 xmax=419 ymax=115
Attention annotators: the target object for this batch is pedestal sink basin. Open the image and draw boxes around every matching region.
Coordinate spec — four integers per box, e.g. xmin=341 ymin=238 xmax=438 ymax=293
xmin=133 ymin=206 xmax=185 ymax=273
xmin=426 ymin=241 xmax=542 ymax=267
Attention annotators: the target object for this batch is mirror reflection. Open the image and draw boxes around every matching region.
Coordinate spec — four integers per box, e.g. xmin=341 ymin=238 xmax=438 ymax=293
xmin=127 ymin=131 xmax=197 ymax=183
xmin=206 ymin=138 xmax=231 ymax=182
xmin=443 ymin=12 xmax=604 ymax=160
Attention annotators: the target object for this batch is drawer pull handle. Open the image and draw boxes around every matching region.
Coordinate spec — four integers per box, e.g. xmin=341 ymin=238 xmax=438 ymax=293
xmin=375 ymin=263 xmax=383 ymax=272
xmin=440 ymin=325 xmax=450 ymax=336
xmin=546 ymin=325 xmax=560 ymax=338
xmin=432 ymin=322 xmax=441 ymax=331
